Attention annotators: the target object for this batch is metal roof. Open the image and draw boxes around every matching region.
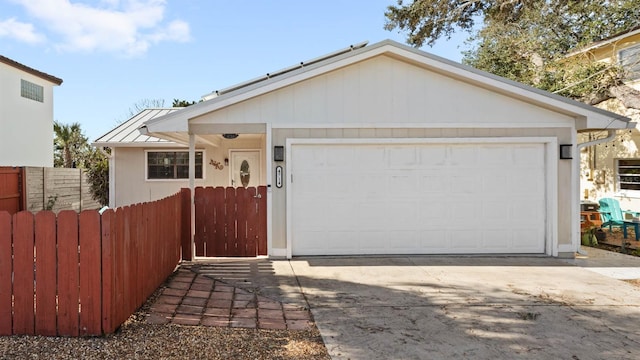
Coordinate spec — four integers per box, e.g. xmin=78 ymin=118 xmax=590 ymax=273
xmin=0 ymin=55 xmax=63 ymax=85
xmin=93 ymin=108 xmax=180 ymax=147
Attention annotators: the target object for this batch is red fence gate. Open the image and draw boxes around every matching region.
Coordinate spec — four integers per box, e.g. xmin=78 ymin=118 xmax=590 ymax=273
xmin=0 ymin=167 xmax=24 ymax=215
xmin=194 ymin=186 xmax=267 ymax=257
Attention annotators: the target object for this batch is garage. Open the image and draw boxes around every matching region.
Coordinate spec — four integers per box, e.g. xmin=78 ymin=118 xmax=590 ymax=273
xmin=288 ymin=139 xmax=550 ymax=256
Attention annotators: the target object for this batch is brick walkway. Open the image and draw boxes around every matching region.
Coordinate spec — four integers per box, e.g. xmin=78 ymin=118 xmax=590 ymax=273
xmin=146 ymin=265 xmax=314 ymax=330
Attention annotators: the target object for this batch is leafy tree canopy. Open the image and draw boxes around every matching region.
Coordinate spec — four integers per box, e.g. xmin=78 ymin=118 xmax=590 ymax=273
xmin=385 ymin=0 xmax=640 ymax=106
xmin=172 ymin=98 xmax=199 ymax=107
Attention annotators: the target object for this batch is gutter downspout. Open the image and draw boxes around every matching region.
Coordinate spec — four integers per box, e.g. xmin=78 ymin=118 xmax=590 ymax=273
xmin=575 ymin=130 xmax=617 ymax=255
xmin=577 ymin=130 xmax=617 ymax=152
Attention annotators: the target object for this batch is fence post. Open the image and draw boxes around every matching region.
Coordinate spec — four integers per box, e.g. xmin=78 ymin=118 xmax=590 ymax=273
xmin=181 ymin=188 xmax=192 ymax=260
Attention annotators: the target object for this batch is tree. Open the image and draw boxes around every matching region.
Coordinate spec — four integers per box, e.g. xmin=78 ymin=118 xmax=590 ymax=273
xmin=384 ymin=0 xmax=640 ymax=108
xmin=54 ymin=121 xmax=88 ymax=168
xmin=127 ymin=98 xmax=165 ymax=118
xmin=172 ymin=98 xmax=198 ymax=107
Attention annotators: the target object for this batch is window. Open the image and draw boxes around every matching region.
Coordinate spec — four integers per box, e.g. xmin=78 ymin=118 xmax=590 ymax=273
xmin=619 ymin=44 xmax=640 ymax=81
xmin=147 ymin=151 xmax=203 ymax=180
xmin=618 ymin=159 xmax=640 ymax=190
xmin=21 ymin=79 xmax=44 ymax=102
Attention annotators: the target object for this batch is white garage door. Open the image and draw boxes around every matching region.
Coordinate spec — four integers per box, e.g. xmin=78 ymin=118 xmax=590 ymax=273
xmin=289 ymin=141 xmax=547 ymax=256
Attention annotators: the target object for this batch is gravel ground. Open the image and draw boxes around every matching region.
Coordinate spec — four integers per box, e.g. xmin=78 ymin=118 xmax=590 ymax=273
xmin=0 ymin=312 xmax=329 ymax=360
xmin=0 ymin=275 xmax=330 ymax=360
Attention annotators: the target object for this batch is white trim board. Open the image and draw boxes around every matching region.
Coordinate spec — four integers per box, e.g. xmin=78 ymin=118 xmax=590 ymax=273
xmin=271 ymin=122 xmax=574 ymax=129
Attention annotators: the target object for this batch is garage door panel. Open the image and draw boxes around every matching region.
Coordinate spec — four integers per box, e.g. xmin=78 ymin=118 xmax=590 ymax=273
xmin=291 ymin=142 xmax=547 ymax=255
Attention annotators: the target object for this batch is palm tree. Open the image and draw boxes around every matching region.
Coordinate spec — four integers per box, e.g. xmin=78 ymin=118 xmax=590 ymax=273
xmin=53 ymin=121 xmax=86 ymax=168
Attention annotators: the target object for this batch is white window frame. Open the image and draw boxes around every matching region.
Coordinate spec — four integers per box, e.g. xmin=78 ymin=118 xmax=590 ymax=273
xmin=616 ymin=158 xmax=640 ymax=192
xmin=145 ymin=149 xmax=206 ymax=181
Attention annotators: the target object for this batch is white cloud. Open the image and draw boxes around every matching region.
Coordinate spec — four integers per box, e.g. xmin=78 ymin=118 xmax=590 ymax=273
xmin=0 ymin=18 xmax=45 ymax=44
xmin=7 ymin=0 xmax=190 ymax=56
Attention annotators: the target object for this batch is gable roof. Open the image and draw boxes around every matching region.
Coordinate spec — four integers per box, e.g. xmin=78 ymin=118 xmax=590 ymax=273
xmin=141 ymin=39 xmax=632 ymax=140
xmin=0 ymin=55 xmax=63 ymax=85
xmin=93 ymin=108 xmax=180 ymax=147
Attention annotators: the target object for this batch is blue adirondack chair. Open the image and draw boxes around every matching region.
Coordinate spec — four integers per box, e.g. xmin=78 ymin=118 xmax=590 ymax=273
xmin=598 ymin=198 xmax=640 ymax=240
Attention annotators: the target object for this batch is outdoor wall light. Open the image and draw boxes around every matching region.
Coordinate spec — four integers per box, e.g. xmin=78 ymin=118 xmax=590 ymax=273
xmin=274 ymin=146 xmax=284 ymax=162
xmin=560 ymin=144 xmax=573 ymax=159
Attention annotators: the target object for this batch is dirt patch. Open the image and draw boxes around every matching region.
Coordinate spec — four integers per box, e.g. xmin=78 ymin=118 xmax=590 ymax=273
xmin=624 ymin=279 xmax=640 ymax=288
xmin=584 ymin=228 xmax=640 ymax=256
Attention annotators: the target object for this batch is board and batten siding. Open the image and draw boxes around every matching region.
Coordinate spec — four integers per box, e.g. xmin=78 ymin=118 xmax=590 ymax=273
xmin=190 ymin=54 xmax=576 ymax=128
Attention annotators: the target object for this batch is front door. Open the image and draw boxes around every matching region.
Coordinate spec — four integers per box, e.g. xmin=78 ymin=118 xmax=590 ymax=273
xmin=230 ymin=150 xmax=261 ymax=188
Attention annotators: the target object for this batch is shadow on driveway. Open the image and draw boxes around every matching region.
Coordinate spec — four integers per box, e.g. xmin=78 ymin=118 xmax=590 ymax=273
xmin=284 ymin=254 xmax=640 ymax=360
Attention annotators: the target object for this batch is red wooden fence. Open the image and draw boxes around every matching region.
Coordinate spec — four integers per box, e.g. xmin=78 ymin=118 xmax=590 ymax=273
xmin=0 ymin=190 xmax=187 ymax=336
xmin=194 ymin=186 xmax=267 ymax=257
xmin=0 ymin=167 xmax=24 ymax=215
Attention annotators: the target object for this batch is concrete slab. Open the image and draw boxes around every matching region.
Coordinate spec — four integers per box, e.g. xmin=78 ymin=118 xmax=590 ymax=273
xmin=283 ymin=254 xmax=640 ymax=360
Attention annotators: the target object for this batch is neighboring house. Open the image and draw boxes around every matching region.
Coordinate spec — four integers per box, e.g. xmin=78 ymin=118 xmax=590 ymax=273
xmin=0 ymin=55 xmax=63 ymax=167
xmin=113 ymin=39 xmax=630 ymax=258
xmin=92 ymin=108 xmax=265 ymax=207
xmin=569 ymin=27 xmax=640 ymax=210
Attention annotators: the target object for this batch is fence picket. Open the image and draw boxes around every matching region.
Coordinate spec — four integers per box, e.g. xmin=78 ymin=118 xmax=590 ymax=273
xmin=257 ymin=186 xmax=267 ymax=255
xmin=57 ymin=210 xmax=79 ymax=336
xmin=13 ymin=212 xmax=35 ymax=335
xmin=79 ymin=211 xmax=101 ymax=335
xmin=35 ymin=211 xmax=57 ymax=336
xmin=101 ymin=209 xmax=114 ymax=334
xmin=194 ymin=187 xmax=205 ymax=256
xmin=212 ymin=187 xmax=225 ymax=256
xmin=204 ymin=187 xmax=216 ymax=257
xmin=236 ymin=187 xmax=250 ymax=256
xmin=180 ymin=188 xmax=191 ymax=260
xmin=0 ymin=211 xmax=12 ymax=335
xmin=245 ymin=187 xmax=258 ymax=257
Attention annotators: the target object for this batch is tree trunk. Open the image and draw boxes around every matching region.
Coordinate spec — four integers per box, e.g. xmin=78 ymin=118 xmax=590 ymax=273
xmin=609 ymin=85 xmax=640 ymax=110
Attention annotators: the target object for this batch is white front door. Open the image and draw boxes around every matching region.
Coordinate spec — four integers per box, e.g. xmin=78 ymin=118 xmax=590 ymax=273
xmin=230 ymin=150 xmax=261 ymax=188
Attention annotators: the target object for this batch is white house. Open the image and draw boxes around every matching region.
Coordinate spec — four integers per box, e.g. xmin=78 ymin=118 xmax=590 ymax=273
xmin=106 ymin=40 xmax=633 ymax=258
xmin=0 ymin=55 xmax=63 ymax=167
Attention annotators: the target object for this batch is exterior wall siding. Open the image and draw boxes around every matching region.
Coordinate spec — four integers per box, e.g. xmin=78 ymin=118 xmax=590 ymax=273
xmin=112 ymin=136 xmax=266 ymax=207
xmin=191 ymin=55 xmax=576 ymax=128
xmin=0 ymin=63 xmax=55 ymax=167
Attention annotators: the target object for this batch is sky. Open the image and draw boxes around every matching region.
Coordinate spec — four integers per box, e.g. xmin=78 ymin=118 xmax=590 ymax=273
xmin=0 ymin=0 xmax=472 ymax=142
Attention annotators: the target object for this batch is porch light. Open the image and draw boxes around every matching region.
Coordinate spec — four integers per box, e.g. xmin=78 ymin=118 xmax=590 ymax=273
xmin=274 ymin=146 xmax=284 ymax=161
xmin=560 ymin=144 xmax=573 ymax=159
xmin=222 ymin=133 xmax=239 ymax=139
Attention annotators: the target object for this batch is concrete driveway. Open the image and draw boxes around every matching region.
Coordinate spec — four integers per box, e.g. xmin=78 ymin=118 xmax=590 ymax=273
xmin=282 ymin=248 xmax=640 ymax=360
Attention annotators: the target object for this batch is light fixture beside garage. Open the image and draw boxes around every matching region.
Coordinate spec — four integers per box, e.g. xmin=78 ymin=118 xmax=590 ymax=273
xmin=560 ymin=144 xmax=573 ymax=159
xmin=274 ymin=146 xmax=285 ymax=161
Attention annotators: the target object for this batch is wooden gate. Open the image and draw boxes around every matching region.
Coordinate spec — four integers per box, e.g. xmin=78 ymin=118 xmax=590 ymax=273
xmin=0 ymin=167 xmax=24 ymax=215
xmin=194 ymin=186 xmax=267 ymax=257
